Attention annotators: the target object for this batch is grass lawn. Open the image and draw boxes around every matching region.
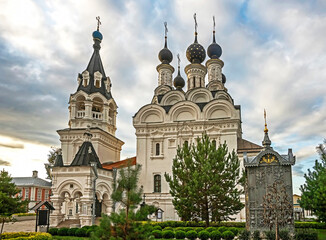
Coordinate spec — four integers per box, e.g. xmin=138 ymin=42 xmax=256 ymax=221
xmin=53 ymin=237 xmax=90 ymax=240
xmin=317 ymin=229 xmax=326 ymax=240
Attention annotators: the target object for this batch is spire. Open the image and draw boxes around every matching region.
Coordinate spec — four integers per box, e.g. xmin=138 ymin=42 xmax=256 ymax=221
xmin=207 ymin=16 xmax=222 ymax=59
xmin=194 ymin=13 xmax=198 ymax=43
xmin=164 ymin=21 xmax=168 ymax=48
xmin=173 ymin=54 xmax=185 ymax=90
xmin=262 ymin=109 xmax=272 ymax=147
xmin=158 ymin=22 xmax=173 ymax=64
xmin=213 ymin=16 xmax=216 ymax=43
xmin=53 ymin=149 xmax=64 ymax=167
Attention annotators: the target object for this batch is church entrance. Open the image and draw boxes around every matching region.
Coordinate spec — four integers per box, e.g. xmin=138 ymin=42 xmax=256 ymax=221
xmin=95 ymin=195 xmax=102 ymax=217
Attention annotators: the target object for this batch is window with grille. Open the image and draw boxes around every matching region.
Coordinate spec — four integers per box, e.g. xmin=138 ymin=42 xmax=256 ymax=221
xmin=154 ymin=175 xmax=161 ymax=193
xmin=25 ymin=188 xmax=29 ymax=199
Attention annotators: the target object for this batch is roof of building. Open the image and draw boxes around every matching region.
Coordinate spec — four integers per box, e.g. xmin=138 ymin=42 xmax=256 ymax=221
xmin=12 ymin=177 xmax=51 ymax=188
xmin=70 ymin=141 xmax=102 ymax=168
xmin=76 ymin=30 xmax=112 ymax=100
xmin=102 ymin=157 xmax=136 ymax=170
xmin=237 ymin=138 xmax=263 ymax=153
xmin=30 ymin=201 xmax=55 ymax=211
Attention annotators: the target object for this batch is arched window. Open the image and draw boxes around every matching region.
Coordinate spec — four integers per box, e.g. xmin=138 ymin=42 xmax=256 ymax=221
xmin=193 ymin=77 xmax=195 ymax=88
xmin=154 ymin=175 xmax=161 ymax=193
xmin=155 ymin=143 xmax=160 ymax=156
xmin=212 ymin=140 xmax=216 ymax=148
xmin=184 ymin=141 xmax=189 ymax=147
xmin=95 ymin=79 xmax=100 ymax=88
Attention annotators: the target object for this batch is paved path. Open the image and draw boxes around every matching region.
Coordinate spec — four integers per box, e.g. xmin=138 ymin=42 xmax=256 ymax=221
xmin=3 ymin=220 xmax=36 ymax=232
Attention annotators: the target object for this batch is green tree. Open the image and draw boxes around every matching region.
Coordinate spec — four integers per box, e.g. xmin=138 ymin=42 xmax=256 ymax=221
xmin=0 ymin=169 xmax=28 ymax=235
xmin=165 ymin=133 xmax=244 ymax=227
xmin=44 ymin=147 xmax=61 ymax=180
xmin=300 ymin=140 xmax=326 ymax=222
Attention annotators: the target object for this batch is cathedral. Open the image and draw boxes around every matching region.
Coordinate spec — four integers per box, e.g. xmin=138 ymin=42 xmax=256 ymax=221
xmin=50 ymin=18 xmax=266 ymax=227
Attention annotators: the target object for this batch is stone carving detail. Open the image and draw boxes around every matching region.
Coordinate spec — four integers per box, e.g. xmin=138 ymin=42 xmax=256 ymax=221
xmin=256 ymin=168 xmax=265 ymax=185
xmin=273 ymin=166 xmax=284 ymax=182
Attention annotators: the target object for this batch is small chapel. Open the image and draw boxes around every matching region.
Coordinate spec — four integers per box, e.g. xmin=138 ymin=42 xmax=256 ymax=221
xmin=50 ymin=16 xmax=294 ymax=227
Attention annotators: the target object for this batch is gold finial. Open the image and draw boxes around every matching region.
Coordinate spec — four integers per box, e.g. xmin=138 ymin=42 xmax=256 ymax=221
xmin=264 ymin=109 xmax=268 ymax=133
xmin=96 ymin=16 xmax=101 ymax=31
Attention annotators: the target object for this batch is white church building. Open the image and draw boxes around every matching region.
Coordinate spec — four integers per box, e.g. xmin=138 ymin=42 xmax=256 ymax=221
xmin=50 ymin=19 xmax=262 ymax=227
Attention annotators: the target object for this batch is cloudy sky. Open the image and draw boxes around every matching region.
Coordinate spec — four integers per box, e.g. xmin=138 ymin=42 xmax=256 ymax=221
xmin=0 ymin=0 xmax=325 ymax=194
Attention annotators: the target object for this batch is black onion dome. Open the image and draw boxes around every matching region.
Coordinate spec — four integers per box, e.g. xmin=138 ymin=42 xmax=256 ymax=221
xmin=222 ymin=73 xmax=226 ymax=84
xmin=186 ymin=34 xmax=206 ymax=64
xmin=173 ymin=68 xmax=185 ymax=90
xmin=158 ymin=37 xmax=173 ymax=64
xmin=207 ymin=31 xmax=222 ymax=59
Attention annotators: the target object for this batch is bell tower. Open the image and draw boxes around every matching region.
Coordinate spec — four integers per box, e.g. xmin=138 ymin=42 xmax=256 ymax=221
xmin=58 ymin=18 xmax=124 ymax=165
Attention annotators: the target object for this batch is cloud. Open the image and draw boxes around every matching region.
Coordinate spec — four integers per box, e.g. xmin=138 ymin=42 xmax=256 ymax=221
xmin=0 ymin=143 xmax=24 ymax=149
xmin=0 ymin=159 xmax=11 ymax=166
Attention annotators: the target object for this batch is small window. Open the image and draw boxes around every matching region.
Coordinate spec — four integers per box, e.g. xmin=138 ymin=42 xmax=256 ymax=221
xmin=37 ymin=189 xmax=41 ymax=201
xmin=193 ymin=77 xmax=195 ymax=88
xmin=184 ymin=141 xmax=189 ymax=147
xmin=95 ymin=80 xmax=100 ymax=88
xmin=155 ymin=143 xmax=160 ymax=156
xmin=212 ymin=140 xmax=216 ymax=148
xmin=154 ymin=175 xmax=161 ymax=193
xmin=25 ymin=188 xmax=29 ymax=199
xmin=83 ymin=79 xmax=88 ymax=87
xmin=69 ymin=209 xmax=73 ymax=215
xmin=70 ymin=184 xmax=74 ymax=189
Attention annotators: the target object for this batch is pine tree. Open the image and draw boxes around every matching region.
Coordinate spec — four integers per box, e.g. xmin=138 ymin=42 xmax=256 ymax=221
xmin=0 ymin=169 xmax=28 ymax=234
xmin=165 ymin=133 xmax=244 ymax=227
xmin=44 ymin=147 xmax=61 ymax=180
xmin=300 ymin=140 xmax=326 ymax=222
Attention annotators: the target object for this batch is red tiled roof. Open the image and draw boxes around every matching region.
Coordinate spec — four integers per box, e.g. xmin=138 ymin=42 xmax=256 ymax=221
xmin=102 ymin=157 xmax=136 ymax=170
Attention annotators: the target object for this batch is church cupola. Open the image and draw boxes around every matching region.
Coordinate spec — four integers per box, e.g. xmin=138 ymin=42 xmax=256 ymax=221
xmin=68 ymin=17 xmax=118 ymax=136
xmin=156 ymin=22 xmax=174 ymax=87
xmin=206 ymin=16 xmax=225 ymax=91
xmin=185 ymin=14 xmax=207 ymax=91
xmin=173 ymin=54 xmax=185 ymax=90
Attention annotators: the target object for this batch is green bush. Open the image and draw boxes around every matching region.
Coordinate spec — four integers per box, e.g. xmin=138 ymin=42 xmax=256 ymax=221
xmin=175 ymin=230 xmax=186 ymax=239
xmin=217 ymin=226 xmax=227 ymax=233
xmin=164 ymin=226 xmax=173 ymax=231
xmin=184 ymin=227 xmax=194 ymax=232
xmin=279 ymin=229 xmax=290 ymax=240
xmin=48 ymin=228 xmax=58 ymax=235
xmin=151 ymin=230 xmax=162 ymax=239
xmin=238 ymin=229 xmax=250 ymax=240
xmin=222 ymin=230 xmax=235 ymax=240
xmin=265 ymin=231 xmax=275 ymax=240
xmin=57 ymin=227 xmax=69 ymax=236
xmin=150 ymin=220 xmax=246 ymax=229
xmin=198 ymin=230 xmax=210 ymax=240
xmin=162 ymin=230 xmax=175 ymax=239
xmin=205 ymin=226 xmax=216 ymax=232
xmin=252 ymin=230 xmax=261 ymax=240
xmin=195 ymin=227 xmax=204 ymax=232
xmin=295 ymin=221 xmax=326 ymax=229
xmin=185 ymin=230 xmax=198 ymax=240
xmin=1 ymin=232 xmax=52 ymax=239
xmin=209 ymin=230 xmax=222 ymax=240
xmin=75 ymin=227 xmax=87 ymax=237
xmin=67 ymin=227 xmax=78 ymax=236
xmin=86 ymin=226 xmax=98 ymax=237
xmin=228 ymin=227 xmax=239 ymax=235
xmin=295 ymin=230 xmax=318 ymax=240
xmin=153 ymin=225 xmax=162 ymax=231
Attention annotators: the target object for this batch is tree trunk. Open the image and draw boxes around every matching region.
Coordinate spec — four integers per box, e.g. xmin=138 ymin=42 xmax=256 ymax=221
xmin=0 ymin=218 xmax=5 ymax=238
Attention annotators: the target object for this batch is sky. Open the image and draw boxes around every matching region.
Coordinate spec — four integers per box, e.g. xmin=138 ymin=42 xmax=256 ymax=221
xmin=0 ymin=0 xmax=325 ymax=194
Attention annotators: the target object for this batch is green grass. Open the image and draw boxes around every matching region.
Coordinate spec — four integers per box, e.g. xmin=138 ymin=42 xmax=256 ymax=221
xmin=317 ymin=229 xmax=326 ymax=240
xmin=53 ymin=237 xmax=89 ymax=240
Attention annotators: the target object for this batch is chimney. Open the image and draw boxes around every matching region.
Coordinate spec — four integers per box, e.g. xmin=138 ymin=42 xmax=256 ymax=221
xmin=32 ymin=170 xmax=38 ymax=178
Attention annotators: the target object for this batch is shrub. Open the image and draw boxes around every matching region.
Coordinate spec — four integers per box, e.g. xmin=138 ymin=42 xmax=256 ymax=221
xmin=48 ymin=228 xmax=58 ymax=235
xmin=86 ymin=226 xmax=98 ymax=237
xmin=279 ymin=229 xmax=290 ymax=240
xmin=228 ymin=227 xmax=239 ymax=236
xmin=209 ymin=230 xmax=222 ymax=240
xmin=217 ymin=226 xmax=227 ymax=233
xmin=265 ymin=231 xmax=276 ymax=240
xmin=195 ymin=227 xmax=204 ymax=232
xmin=205 ymin=226 xmax=216 ymax=232
xmin=185 ymin=230 xmax=198 ymax=240
xmin=252 ymin=230 xmax=261 ymax=240
xmin=153 ymin=225 xmax=162 ymax=231
xmin=222 ymin=230 xmax=235 ymax=240
xmin=198 ymin=230 xmax=210 ymax=240
xmin=57 ymin=227 xmax=69 ymax=236
xmin=75 ymin=227 xmax=87 ymax=237
xmin=151 ymin=230 xmax=162 ymax=239
xmin=295 ymin=221 xmax=326 ymax=229
xmin=1 ymin=232 xmax=52 ymax=239
xmin=67 ymin=227 xmax=78 ymax=236
xmin=175 ymin=230 xmax=186 ymax=239
xmin=162 ymin=230 xmax=175 ymax=239
xmin=295 ymin=230 xmax=318 ymax=240
xmin=184 ymin=227 xmax=194 ymax=232
xmin=164 ymin=226 xmax=173 ymax=231
xmin=238 ymin=229 xmax=250 ymax=240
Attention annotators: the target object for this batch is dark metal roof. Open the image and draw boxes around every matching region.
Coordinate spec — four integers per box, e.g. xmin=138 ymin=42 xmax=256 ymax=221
xmin=30 ymin=201 xmax=55 ymax=211
xmin=76 ymin=37 xmax=112 ymax=100
xmin=70 ymin=141 xmax=102 ymax=168
xmin=12 ymin=177 xmax=51 ymax=187
xmin=53 ymin=154 xmax=63 ymax=167
xmin=196 ymin=102 xmax=207 ymax=111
